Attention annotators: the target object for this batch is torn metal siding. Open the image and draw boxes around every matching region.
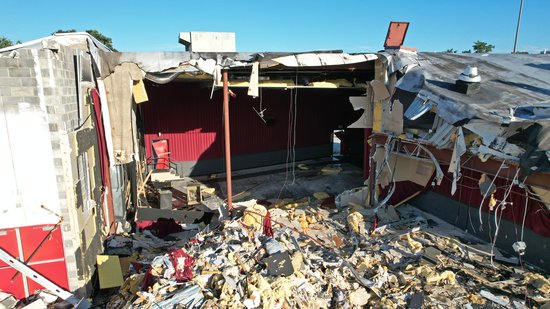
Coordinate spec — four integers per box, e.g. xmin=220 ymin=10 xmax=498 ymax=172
xmin=366 ymin=50 xmax=550 ymax=243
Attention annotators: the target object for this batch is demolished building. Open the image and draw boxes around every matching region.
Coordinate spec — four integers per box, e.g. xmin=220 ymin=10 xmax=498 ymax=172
xmin=0 ymin=23 xmax=549 ymax=307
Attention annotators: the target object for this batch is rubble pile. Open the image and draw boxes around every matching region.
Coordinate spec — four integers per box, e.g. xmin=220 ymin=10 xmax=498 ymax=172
xmin=94 ymin=190 xmax=550 ymax=309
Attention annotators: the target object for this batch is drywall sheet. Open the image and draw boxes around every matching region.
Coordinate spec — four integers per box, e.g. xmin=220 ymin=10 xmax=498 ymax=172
xmin=375 ymin=149 xmax=435 ymax=188
xmin=97 ymin=255 xmax=124 ymax=289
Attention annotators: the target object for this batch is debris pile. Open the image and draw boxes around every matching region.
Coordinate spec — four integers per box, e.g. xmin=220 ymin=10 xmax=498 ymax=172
xmin=91 ymin=190 xmax=550 ymax=308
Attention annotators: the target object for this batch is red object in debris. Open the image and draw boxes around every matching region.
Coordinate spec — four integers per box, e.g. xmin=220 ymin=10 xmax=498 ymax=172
xmin=263 ymin=211 xmax=273 ymax=238
xmin=136 ymin=218 xmax=183 ymax=238
xmin=152 ymin=139 xmax=170 ymax=169
xmin=168 ymin=248 xmax=194 ymax=282
xmin=373 ymin=214 xmax=379 ymax=230
xmin=141 ymin=269 xmax=155 ymax=291
xmin=130 ymin=262 xmax=145 ymax=273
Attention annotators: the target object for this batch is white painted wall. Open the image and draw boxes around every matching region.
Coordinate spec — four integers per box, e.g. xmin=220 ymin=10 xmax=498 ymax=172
xmin=0 ymin=102 xmax=60 ymax=228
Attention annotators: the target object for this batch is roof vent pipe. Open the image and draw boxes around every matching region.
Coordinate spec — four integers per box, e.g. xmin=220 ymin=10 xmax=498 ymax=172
xmin=458 ymin=66 xmax=481 ymax=83
xmin=456 ymin=66 xmax=481 ymax=95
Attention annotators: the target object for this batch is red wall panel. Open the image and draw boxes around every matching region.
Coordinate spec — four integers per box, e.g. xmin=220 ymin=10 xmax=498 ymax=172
xmin=143 ymin=82 xmax=363 ymax=163
xmin=387 ymin=166 xmax=550 ymax=237
xmin=0 ymin=225 xmax=68 ymax=299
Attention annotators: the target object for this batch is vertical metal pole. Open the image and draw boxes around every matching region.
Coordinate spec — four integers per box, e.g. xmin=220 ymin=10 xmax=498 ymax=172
xmin=222 ymin=68 xmax=233 ymax=212
xmin=513 ymin=0 xmax=524 ymax=54
xmin=363 ymin=128 xmax=372 ymax=180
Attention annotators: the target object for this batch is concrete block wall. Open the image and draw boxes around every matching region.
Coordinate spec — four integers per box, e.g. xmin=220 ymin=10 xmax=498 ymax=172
xmin=0 ymin=44 xmax=106 ymax=297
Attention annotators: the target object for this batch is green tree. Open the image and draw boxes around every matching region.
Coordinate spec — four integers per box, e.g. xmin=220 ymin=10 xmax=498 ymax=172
xmin=462 ymin=49 xmax=472 ymax=53
xmin=472 ymin=40 xmax=495 ymax=53
xmin=444 ymin=48 xmax=457 ymax=53
xmin=85 ymin=29 xmax=117 ymax=51
xmin=52 ymin=29 xmax=77 ymax=34
xmin=0 ymin=36 xmax=13 ymax=48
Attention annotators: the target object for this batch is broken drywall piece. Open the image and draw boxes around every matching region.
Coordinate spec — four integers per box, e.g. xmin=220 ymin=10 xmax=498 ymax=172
xmin=348 ymin=94 xmax=373 ymax=129
xmin=384 ymin=99 xmax=404 ymax=135
xmin=97 ymin=255 xmax=124 ymax=289
xmin=370 ymin=80 xmax=390 ymax=101
xmin=349 ymin=287 xmax=370 ymax=306
xmin=248 ymin=62 xmax=259 ymax=97
xmin=335 ymin=187 xmax=369 ymax=208
xmin=374 ymin=148 xmax=435 ymax=188
xmin=132 ymin=79 xmax=148 ymax=104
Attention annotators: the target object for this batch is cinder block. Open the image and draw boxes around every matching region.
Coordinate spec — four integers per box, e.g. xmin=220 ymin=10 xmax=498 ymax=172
xmin=8 ymin=67 xmax=31 ymax=78
xmin=16 ymin=49 xmax=31 ymax=58
xmin=49 ymin=123 xmax=58 ymax=132
xmin=38 ymin=50 xmax=51 ymax=59
xmin=10 ymin=87 xmax=35 ymax=97
xmin=58 ymin=190 xmax=67 ymax=200
xmin=20 ymin=78 xmax=37 ymax=87
xmin=44 ymin=87 xmax=55 ymax=95
xmin=1 ymin=102 xmax=19 ymax=113
xmin=0 ymin=87 xmax=10 ymax=96
xmin=17 ymin=59 xmax=35 ymax=67
xmin=0 ymin=68 xmax=8 ymax=77
xmin=51 ymin=140 xmax=61 ymax=149
xmin=22 ymin=96 xmax=39 ymax=104
xmin=0 ymin=77 xmax=21 ymax=87
xmin=0 ymin=96 xmax=23 ymax=105
xmin=65 ymin=253 xmax=77 ymax=264
xmin=54 ymin=157 xmax=63 ymax=166
xmin=0 ymin=57 xmax=20 ymax=67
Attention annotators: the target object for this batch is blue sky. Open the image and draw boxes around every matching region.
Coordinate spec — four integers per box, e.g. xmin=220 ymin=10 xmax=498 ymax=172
xmin=1 ymin=0 xmax=548 ymax=53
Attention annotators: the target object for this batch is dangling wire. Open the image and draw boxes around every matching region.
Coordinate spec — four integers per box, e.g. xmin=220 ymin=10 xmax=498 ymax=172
xmin=276 ymin=82 xmax=297 ymax=200
xmin=478 ymin=160 xmax=506 ymax=232
xmin=253 ymin=88 xmax=266 ymax=123
xmin=291 ymin=71 xmax=298 ymax=184
xmin=521 ymin=183 xmax=529 ymax=242
xmin=489 ymin=167 xmax=519 ymax=267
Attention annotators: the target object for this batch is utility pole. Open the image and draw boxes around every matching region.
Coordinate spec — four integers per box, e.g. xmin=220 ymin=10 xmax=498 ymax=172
xmin=513 ymin=0 xmax=524 ymax=53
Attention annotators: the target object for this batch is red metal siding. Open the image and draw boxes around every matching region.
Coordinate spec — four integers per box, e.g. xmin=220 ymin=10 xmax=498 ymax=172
xmin=388 ymin=167 xmax=550 ymax=238
xmin=0 ymin=225 xmax=68 ymax=299
xmin=143 ymin=82 xmax=362 ymax=163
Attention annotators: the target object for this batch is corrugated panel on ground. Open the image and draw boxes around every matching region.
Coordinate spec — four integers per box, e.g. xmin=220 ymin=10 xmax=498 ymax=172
xmin=143 ymin=82 xmax=363 ymax=163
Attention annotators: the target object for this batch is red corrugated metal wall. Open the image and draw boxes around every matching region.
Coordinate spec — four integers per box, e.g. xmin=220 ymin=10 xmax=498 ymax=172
xmin=143 ymin=82 xmax=362 ymax=163
xmin=387 ymin=166 xmax=550 ymax=237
